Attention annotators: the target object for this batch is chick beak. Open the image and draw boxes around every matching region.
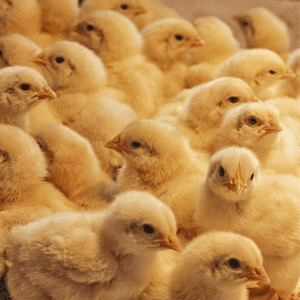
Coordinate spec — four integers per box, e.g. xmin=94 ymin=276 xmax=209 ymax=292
xmin=249 ymin=94 xmax=260 ymax=103
xmin=105 ymin=133 xmax=128 ymax=154
xmin=226 ymin=164 xmax=246 ymax=195
xmin=190 ymin=37 xmax=205 ymax=47
xmin=35 ymin=86 xmax=57 ymax=100
xmin=134 ymin=6 xmax=146 ymax=15
xmin=261 ymin=122 xmax=283 ymax=135
xmin=243 ymin=265 xmax=270 ymax=285
xmin=159 ymin=234 xmax=181 ymax=252
xmin=281 ymin=68 xmax=296 ymax=80
xmin=72 ymin=23 xmax=85 ymax=35
xmin=32 ymin=54 xmax=49 ymax=67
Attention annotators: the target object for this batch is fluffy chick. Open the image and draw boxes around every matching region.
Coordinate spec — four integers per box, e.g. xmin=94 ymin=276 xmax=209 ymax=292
xmin=169 ymin=231 xmax=269 ymax=300
xmin=33 ymin=124 xmax=119 ymax=210
xmin=73 ymin=10 xmax=165 ymax=117
xmin=186 ymin=16 xmax=240 ymax=87
xmin=32 ymin=40 xmax=138 ymax=179
xmin=141 ymin=17 xmax=204 ymax=98
xmin=194 ymin=147 xmax=300 ymax=300
xmin=0 ymin=66 xmax=56 ymax=132
xmin=215 ymin=49 xmax=295 ymax=95
xmin=105 ymin=119 xmax=208 ymax=240
xmin=6 ymin=191 xmax=180 ymax=300
xmin=233 ymin=7 xmax=290 ymax=62
xmin=212 ymin=102 xmax=300 ymax=176
xmin=160 ymin=77 xmax=259 ymax=154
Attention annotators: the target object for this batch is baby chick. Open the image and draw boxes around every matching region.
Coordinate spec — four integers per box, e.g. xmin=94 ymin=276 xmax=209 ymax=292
xmin=6 ymin=191 xmax=180 ymax=300
xmin=32 ymin=40 xmax=138 ymax=179
xmin=0 ymin=66 xmax=56 ymax=132
xmin=33 ymin=124 xmax=119 ymax=210
xmin=141 ymin=17 xmax=204 ymax=98
xmin=160 ymin=77 xmax=259 ymax=154
xmin=233 ymin=7 xmax=290 ymax=62
xmin=215 ymin=49 xmax=295 ymax=95
xmin=212 ymin=102 xmax=300 ymax=176
xmin=73 ymin=10 xmax=164 ymax=117
xmin=105 ymin=119 xmax=208 ymax=240
xmin=186 ymin=16 xmax=240 ymax=87
xmin=194 ymin=146 xmax=300 ymax=299
xmin=169 ymin=231 xmax=270 ymax=300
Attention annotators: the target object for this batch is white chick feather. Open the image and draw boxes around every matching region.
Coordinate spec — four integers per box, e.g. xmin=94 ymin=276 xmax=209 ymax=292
xmin=215 ymin=49 xmax=295 ymax=95
xmin=233 ymin=7 xmax=290 ymax=62
xmin=6 ymin=190 xmax=180 ymax=300
xmin=141 ymin=17 xmax=204 ymax=98
xmin=186 ymin=16 xmax=240 ymax=87
xmin=0 ymin=66 xmax=56 ymax=132
xmin=105 ymin=119 xmax=208 ymax=240
xmin=169 ymin=231 xmax=270 ymax=300
xmin=32 ymin=40 xmax=138 ymax=180
xmin=212 ymin=102 xmax=300 ymax=176
xmin=194 ymin=146 xmax=300 ymax=300
xmin=73 ymin=10 xmax=165 ymax=117
xmin=33 ymin=124 xmax=119 ymax=210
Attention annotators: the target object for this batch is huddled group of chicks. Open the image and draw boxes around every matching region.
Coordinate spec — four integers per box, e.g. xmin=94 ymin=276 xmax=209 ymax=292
xmin=0 ymin=0 xmax=299 ymax=299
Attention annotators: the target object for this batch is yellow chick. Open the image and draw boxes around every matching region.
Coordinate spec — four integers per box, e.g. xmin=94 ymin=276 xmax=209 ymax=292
xmin=0 ymin=66 xmax=56 ymax=132
xmin=194 ymin=146 xmax=300 ymax=300
xmin=105 ymin=119 xmax=208 ymax=241
xmin=6 ymin=191 xmax=180 ymax=300
xmin=33 ymin=124 xmax=119 ymax=210
xmin=141 ymin=17 xmax=204 ymax=98
xmin=169 ymin=231 xmax=270 ymax=300
xmin=32 ymin=40 xmax=138 ymax=180
xmin=212 ymin=102 xmax=300 ymax=176
xmin=73 ymin=10 xmax=165 ymax=117
xmin=160 ymin=77 xmax=260 ymax=154
xmin=233 ymin=7 xmax=290 ymax=62
xmin=186 ymin=16 xmax=240 ymax=87
xmin=215 ymin=49 xmax=295 ymax=95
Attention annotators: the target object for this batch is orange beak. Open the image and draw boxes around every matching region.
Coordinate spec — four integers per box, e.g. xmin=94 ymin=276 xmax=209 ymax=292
xmin=190 ymin=37 xmax=205 ymax=47
xmin=133 ymin=6 xmax=146 ymax=15
xmin=32 ymin=53 xmax=50 ymax=67
xmin=226 ymin=163 xmax=247 ymax=195
xmin=34 ymin=86 xmax=57 ymax=100
xmin=158 ymin=234 xmax=181 ymax=252
xmin=105 ymin=133 xmax=128 ymax=154
xmin=261 ymin=122 xmax=283 ymax=135
xmin=72 ymin=23 xmax=85 ymax=35
xmin=244 ymin=265 xmax=270 ymax=285
xmin=281 ymin=69 xmax=296 ymax=80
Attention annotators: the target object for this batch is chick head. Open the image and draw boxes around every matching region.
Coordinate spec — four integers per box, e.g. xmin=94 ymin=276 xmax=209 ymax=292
xmin=141 ymin=17 xmax=204 ymax=65
xmin=102 ymin=190 xmax=180 ymax=254
xmin=0 ymin=124 xmax=48 ymax=200
xmin=32 ymin=40 xmax=107 ymax=93
xmin=0 ymin=66 xmax=56 ymax=115
xmin=73 ymin=10 xmax=143 ymax=63
xmin=105 ymin=119 xmax=193 ymax=175
xmin=170 ymin=231 xmax=269 ymax=297
xmin=206 ymin=147 xmax=259 ymax=202
xmin=216 ymin=49 xmax=295 ymax=94
xmin=185 ymin=77 xmax=259 ymax=132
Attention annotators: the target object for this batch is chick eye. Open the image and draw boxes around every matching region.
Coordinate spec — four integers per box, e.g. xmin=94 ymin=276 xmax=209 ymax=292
xmin=242 ymin=21 xmax=248 ymax=26
xmin=227 ymin=258 xmax=241 ymax=269
xmin=20 ymin=84 xmax=31 ymax=91
xmin=219 ymin=166 xmax=225 ymax=177
xmin=229 ymin=97 xmax=239 ymax=104
xmin=0 ymin=50 xmax=2 ymax=56
xmin=143 ymin=224 xmax=154 ymax=234
xmin=121 ymin=4 xmax=129 ymax=9
xmin=0 ymin=150 xmax=8 ymax=163
xmin=250 ymin=173 xmax=254 ymax=181
xmin=37 ymin=141 xmax=44 ymax=150
xmin=87 ymin=24 xmax=94 ymax=31
xmin=175 ymin=35 xmax=183 ymax=41
xmin=269 ymin=70 xmax=276 ymax=74
xmin=247 ymin=117 xmax=257 ymax=126
xmin=55 ymin=57 xmax=65 ymax=64
xmin=131 ymin=142 xmax=141 ymax=148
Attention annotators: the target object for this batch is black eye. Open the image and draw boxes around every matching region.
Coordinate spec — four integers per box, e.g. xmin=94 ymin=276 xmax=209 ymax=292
xmin=20 ymin=84 xmax=30 ymax=91
xmin=0 ymin=150 xmax=8 ymax=163
xmin=143 ymin=224 xmax=154 ymax=234
xmin=121 ymin=4 xmax=128 ymax=9
xmin=242 ymin=21 xmax=248 ymax=26
xmin=269 ymin=70 xmax=276 ymax=74
xmin=248 ymin=117 xmax=257 ymax=126
xmin=219 ymin=166 xmax=225 ymax=177
xmin=37 ymin=142 xmax=44 ymax=150
xmin=228 ymin=258 xmax=241 ymax=269
xmin=250 ymin=173 xmax=254 ymax=181
xmin=0 ymin=50 xmax=2 ymax=56
xmin=87 ymin=24 xmax=94 ymax=31
xmin=131 ymin=142 xmax=141 ymax=148
xmin=55 ymin=57 xmax=65 ymax=64
xmin=175 ymin=35 xmax=183 ymax=40
xmin=229 ymin=97 xmax=239 ymax=104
